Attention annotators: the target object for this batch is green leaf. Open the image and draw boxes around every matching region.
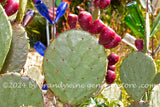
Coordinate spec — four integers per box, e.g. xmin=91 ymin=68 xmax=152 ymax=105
xmin=150 ymin=12 xmax=160 ymax=37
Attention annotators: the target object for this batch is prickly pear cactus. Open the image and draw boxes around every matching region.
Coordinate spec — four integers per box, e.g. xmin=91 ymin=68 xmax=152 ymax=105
xmin=101 ymin=84 xmax=121 ymax=100
xmin=1 ymin=24 xmax=29 ymax=72
xmin=120 ymin=51 xmax=156 ymax=101
xmin=0 ymin=72 xmax=43 ymax=106
xmin=149 ymin=84 xmax=160 ymax=107
xmin=153 ymin=72 xmax=160 ymax=85
xmin=129 ymin=101 xmax=149 ymax=107
xmin=0 ymin=5 xmax=12 ymax=72
xmin=43 ymin=30 xmax=107 ymax=105
xmin=26 ymin=66 xmax=44 ymax=88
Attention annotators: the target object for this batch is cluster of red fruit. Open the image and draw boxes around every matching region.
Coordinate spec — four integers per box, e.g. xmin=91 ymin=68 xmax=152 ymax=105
xmin=67 ymin=10 xmax=121 ymax=49
xmin=135 ymin=39 xmax=143 ymax=51
xmin=0 ymin=0 xmax=19 ymax=16
xmin=106 ymin=53 xmax=119 ymax=84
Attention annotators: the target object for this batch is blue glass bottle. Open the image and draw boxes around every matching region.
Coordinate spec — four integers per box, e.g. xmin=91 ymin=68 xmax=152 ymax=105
xmin=34 ymin=41 xmax=46 ymax=56
xmin=42 ymin=84 xmax=48 ymax=90
xmin=55 ymin=1 xmax=68 ymax=24
xmin=35 ymin=0 xmax=53 ymax=24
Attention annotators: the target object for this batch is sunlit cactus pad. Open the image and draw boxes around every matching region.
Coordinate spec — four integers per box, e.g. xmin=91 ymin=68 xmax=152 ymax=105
xmin=1 ymin=24 xmax=29 ymax=72
xmin=0 ymin=5 xmax=12 ymax=72
xmin=120 ymin=51 xmax=156 ymax=101
xmin=0 ymin=72 xmax=43 ymax=106
xmin=26 ymin=66 xmax=44 ymax=88
xmin=43 ymin=30 xmax=107 ymax=105
xmin=101 ymin=83 xmax=121 ymax=100
xmin=150 ymin=84 xmax=160 ymax=107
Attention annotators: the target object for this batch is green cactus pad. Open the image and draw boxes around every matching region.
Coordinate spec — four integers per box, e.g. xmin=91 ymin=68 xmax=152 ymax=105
xmin=129 ymin=101 xmax=149 ymax=107
xmin=120 ymin=51 xmax=156 ymax=102
xmin=1 ymin=24 xmax=29 ymax=72
xmin=152 ymin=72 xmax=160 ymax=85
xmin=26 ymin=66 xmax=44 ymax=88
xmin=0 ymin=72 xmax=43 ymax=106
xmin=149 ymin=84 xmax=160 ymax=107
xmin=0 ymin=5 xmax=12 ymax=72
xmin=43 ymin=30 xmax=107 ymax=105
xmin=101 ymin=84 xmax=121 ymax=100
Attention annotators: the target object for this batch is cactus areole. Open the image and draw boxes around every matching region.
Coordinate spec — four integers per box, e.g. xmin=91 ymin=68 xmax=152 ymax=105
xmin=43 ymin=30 xmax=107 ymax=105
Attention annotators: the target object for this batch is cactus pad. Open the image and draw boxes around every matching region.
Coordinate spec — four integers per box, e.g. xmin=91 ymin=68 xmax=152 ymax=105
xmin=120 ymin=51 xmax=156 ymax=101
xmin=101 ymin=84 xmax=121 ymax=100
xmin=129 ymin=101 xmax=149 ymax=107
xmin=1 ymin=24 xmax=29 ymax=72
xmin=26 ymin=66 xmax=44 ymax=88
xmin=153 ymin=72 xmax=160 ymax=85
xmin=0 ymin=5 xmax=12 ymax=72
xmin=149 ymin=84 xmax=160 ymax=107
xmin=0 ymin=72 xmax=43 ymax=106
xmin=43 ymin=30 xmax=107 ymax=105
